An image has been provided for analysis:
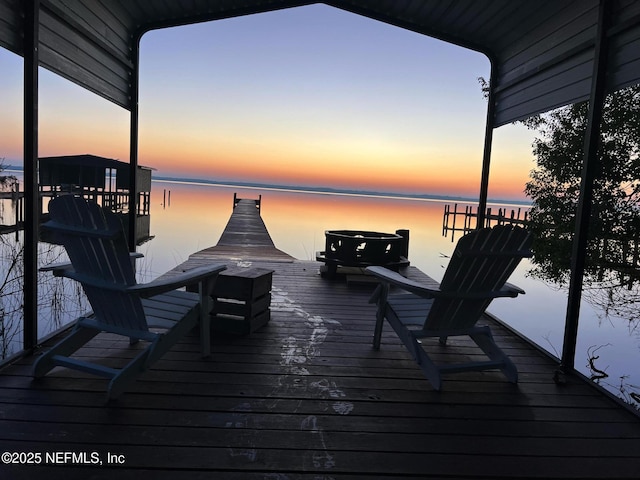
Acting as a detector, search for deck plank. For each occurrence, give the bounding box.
[2,197,640,479]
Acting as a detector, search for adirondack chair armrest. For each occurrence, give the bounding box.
[128,264,227,298]
[430,283,526,300]
[366,266,442,298]
[502,281,526,296]
[444,284,526,300]
[366,266,526,301]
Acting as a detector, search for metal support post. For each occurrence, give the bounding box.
[23,0,40,352]
[478,63,498,228]
[128,38,140,251]
[560,0,612,373]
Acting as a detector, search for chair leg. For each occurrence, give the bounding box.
[109,320,199,401]
[199,279,213,358]
[373,308,385,350]
[106,347,154,401]
[470,328,518,383]
[414,347,443,391]
[371,284,389,350]
[107,331,181,400]
[200,309,211,358]
[33,322,99,378]
[500,356,518,384]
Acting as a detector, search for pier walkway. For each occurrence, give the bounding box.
[187,196,294,264]
[1,196,640,479]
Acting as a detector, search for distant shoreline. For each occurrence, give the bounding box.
[153,175,531,208]
[3,166,531,208]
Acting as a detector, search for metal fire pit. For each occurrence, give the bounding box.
[316,229,409,277]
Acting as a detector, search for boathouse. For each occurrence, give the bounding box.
[1,1,640,478]
[38,154,153,243]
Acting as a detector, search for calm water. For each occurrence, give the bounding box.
[140,179,639,406]
[1,175,635,406]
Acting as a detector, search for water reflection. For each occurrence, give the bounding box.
[511,83,640,407]
[0,176,636,407]
[0,226,89,360]
[523,188,640,406]
[436,190,640,407]
[145,181,461,281]
[0,162,140,360]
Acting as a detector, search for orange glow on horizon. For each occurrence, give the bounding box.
[140,135,492,198]
[0,5,535,203]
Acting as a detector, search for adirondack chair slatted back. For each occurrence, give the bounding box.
[45,195,149,333]
[425,225,532,331]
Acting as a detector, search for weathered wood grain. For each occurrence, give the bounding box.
[2,197,639,479]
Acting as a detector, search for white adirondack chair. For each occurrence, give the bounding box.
[33,195,226,400]
[367,224,533,390]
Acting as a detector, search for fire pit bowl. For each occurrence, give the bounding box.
[316,229,409,277]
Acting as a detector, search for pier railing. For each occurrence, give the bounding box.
[233,192,261,212]
[443,203,640,287]
[442,204,529,242]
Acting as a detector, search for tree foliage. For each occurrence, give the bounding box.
[512,84,640,409]
[523,85,640,288]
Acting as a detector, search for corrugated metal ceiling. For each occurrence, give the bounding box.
[1,0,640,126]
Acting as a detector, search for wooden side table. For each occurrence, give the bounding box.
[210,267,274,335]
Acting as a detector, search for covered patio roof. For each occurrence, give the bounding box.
[1,1,640,126]
[2,0,640,378]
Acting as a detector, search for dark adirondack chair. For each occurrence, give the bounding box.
[33,195,226,400]
[367,224,533,390]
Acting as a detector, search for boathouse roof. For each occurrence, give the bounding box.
[39,154,153,191]
[2,1,640,126]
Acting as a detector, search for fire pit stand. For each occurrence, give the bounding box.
[316,229,409,278]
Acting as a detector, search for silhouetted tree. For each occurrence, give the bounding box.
[478,79,640,292]
[479,80,640,408]
[523,86,640,288]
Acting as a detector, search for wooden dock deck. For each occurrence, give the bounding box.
[1,196,640,479]
[193,197,294,263]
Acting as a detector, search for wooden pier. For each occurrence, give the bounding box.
[443,203,529,242]
[1,195,640,479]
[194,195,293,263]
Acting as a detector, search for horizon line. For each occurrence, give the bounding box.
[2,165,531,207]
[152,174,531,207]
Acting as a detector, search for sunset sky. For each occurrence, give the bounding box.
[0,4,536,200]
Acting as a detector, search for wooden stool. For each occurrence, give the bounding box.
[210,267,274,335]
